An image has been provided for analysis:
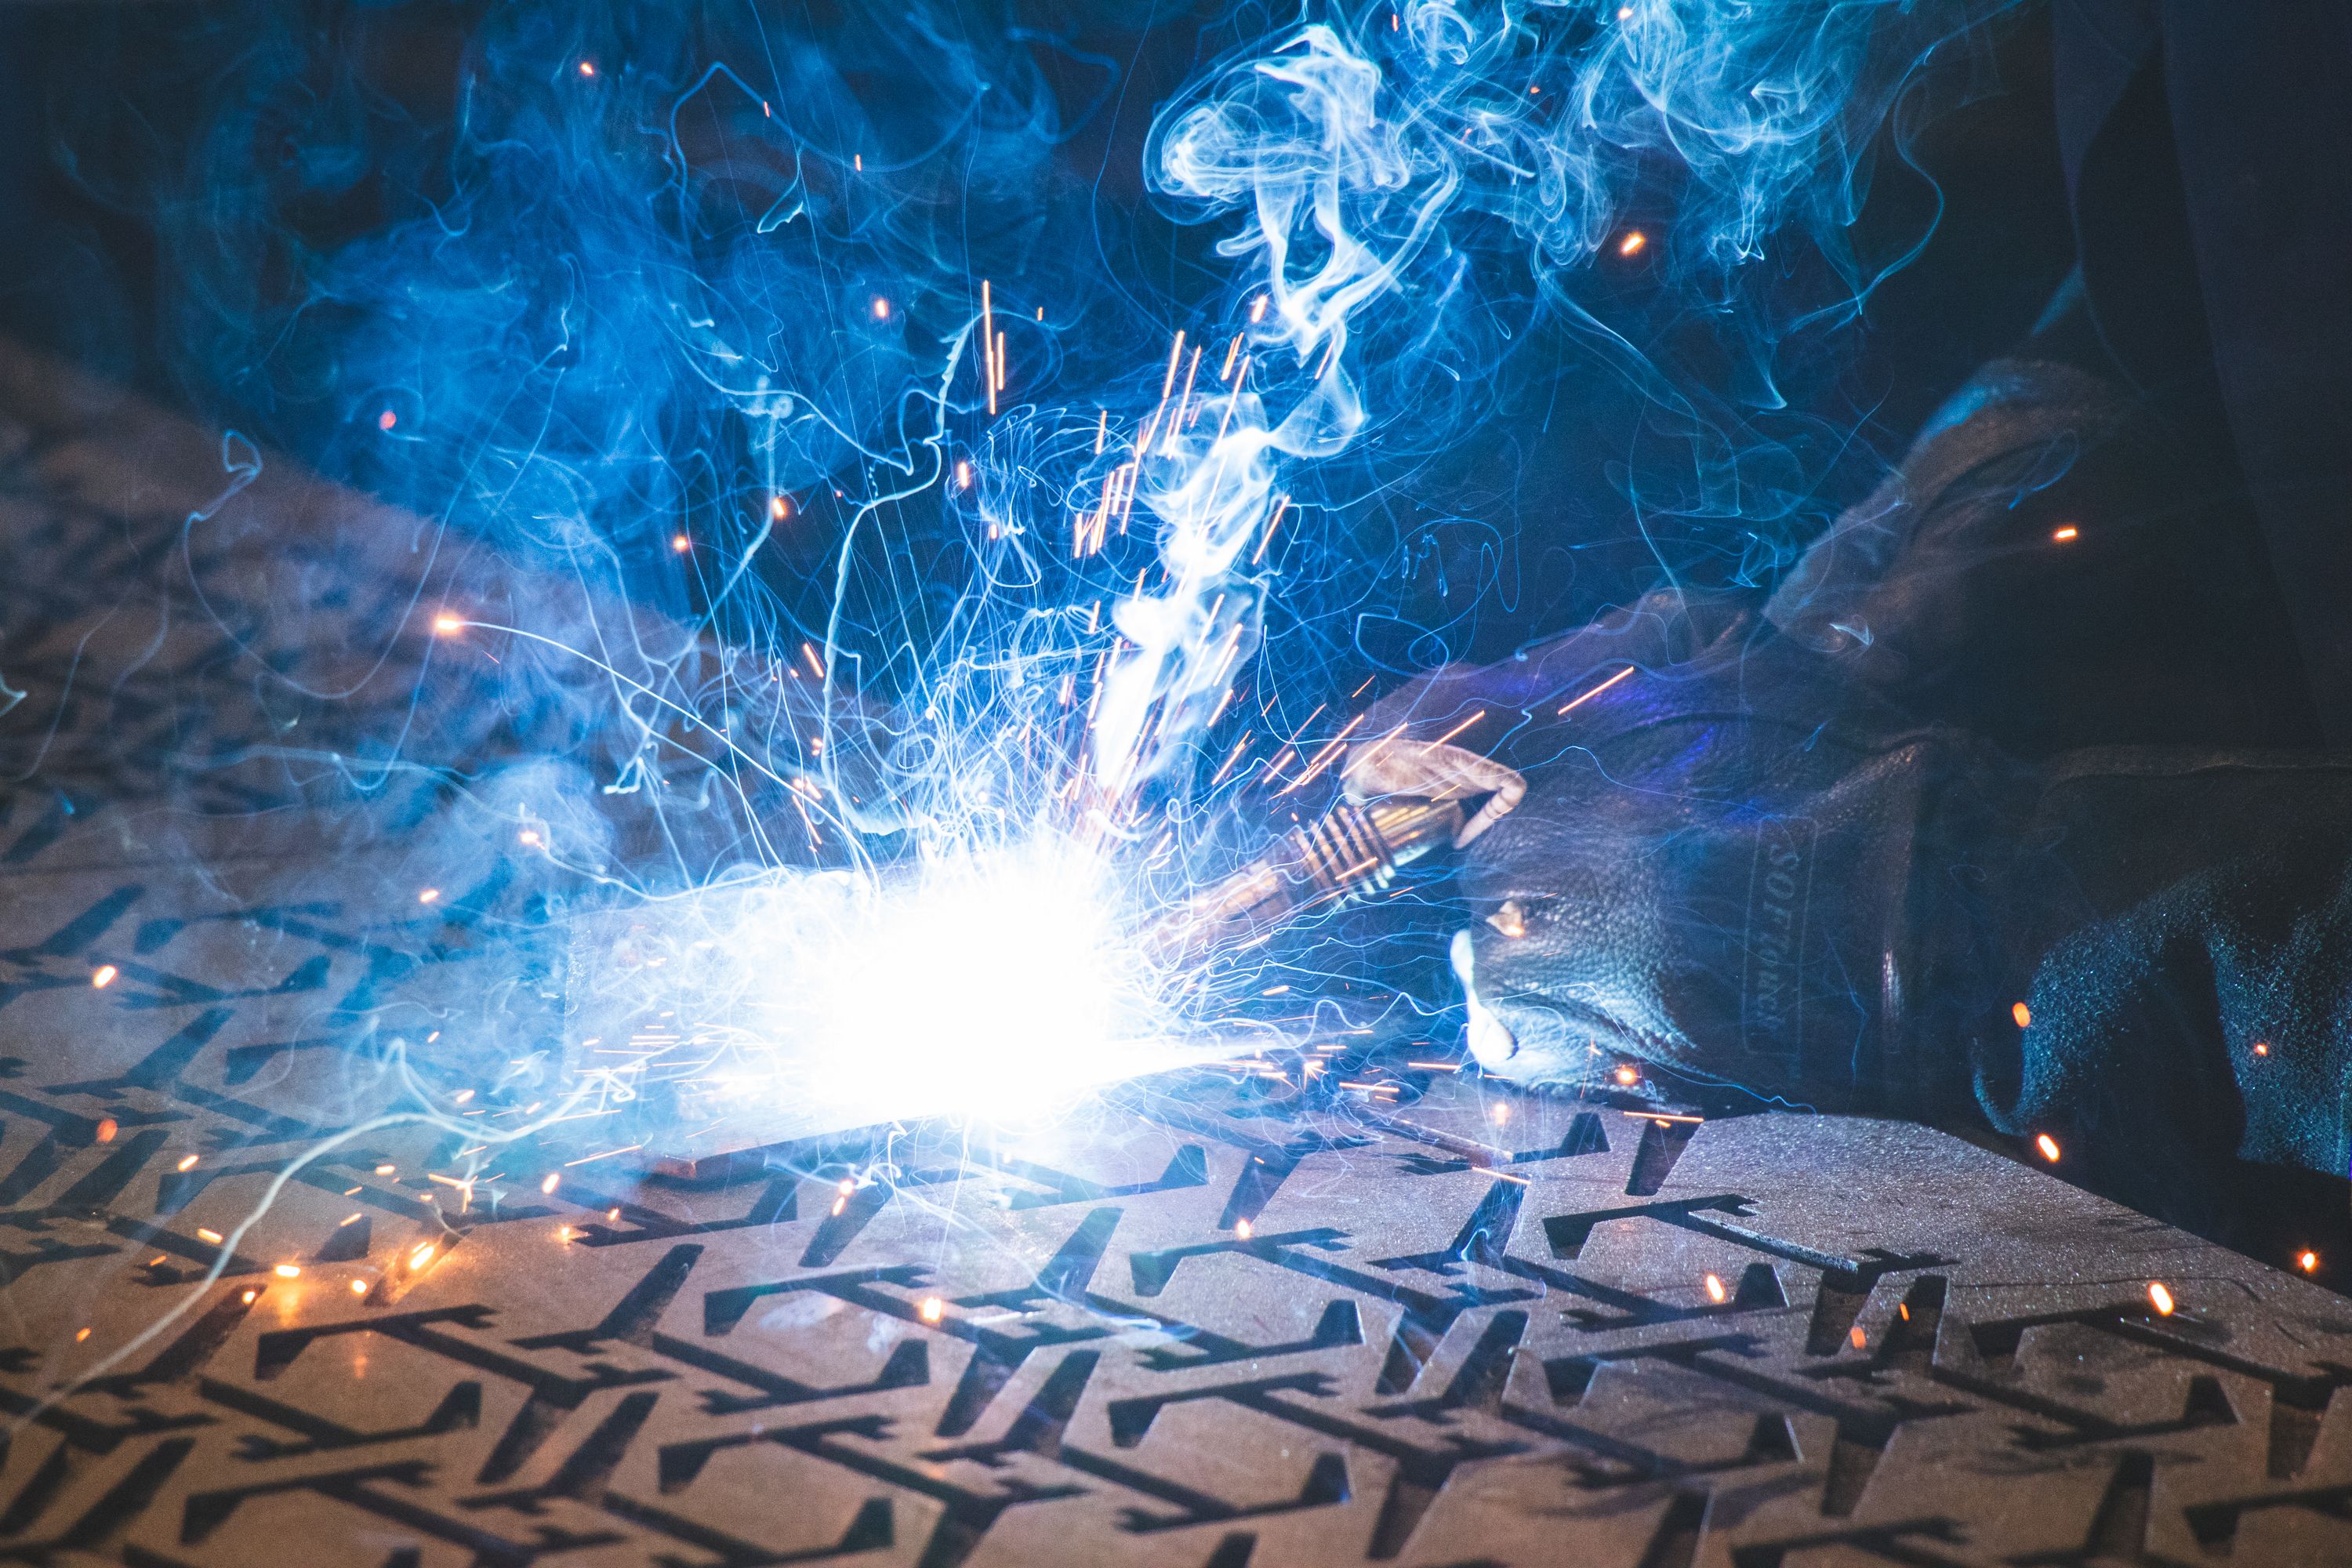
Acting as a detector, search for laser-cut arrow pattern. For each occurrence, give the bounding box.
[7,338,2352,1567]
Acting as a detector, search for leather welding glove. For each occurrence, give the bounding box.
[1385,606,2352,1201]
[1353,345,2352,1207]
[1363,597,2011,1120]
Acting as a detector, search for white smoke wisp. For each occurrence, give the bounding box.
[1090,0,2014,805]
[1091,20,1461,798]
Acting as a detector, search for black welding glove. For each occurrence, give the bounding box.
[1387,610,2352,1201]
[1358,347,2352,1204]
[1364,598,2014,1122]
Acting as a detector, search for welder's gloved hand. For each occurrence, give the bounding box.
[1365,337,2352,1229]
[1402,608,2352,1218]
[1367,594,2009,1119]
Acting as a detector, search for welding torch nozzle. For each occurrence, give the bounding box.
[1138,796,1468,969]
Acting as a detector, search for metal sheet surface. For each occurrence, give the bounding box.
[6,346,2352,1566]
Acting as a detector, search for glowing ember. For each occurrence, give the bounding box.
[90,964,118,989]
[918,1295,946,1323]
[2299,1250,2319,1272]
[1703,1272,1726,1304]
[2034,1133,2061,1162]
[2147,1281,2176,1316]
[2012,1001,2032,1028]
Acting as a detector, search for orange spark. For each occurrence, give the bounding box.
[2034,1133,2061,1162]
[90,965,118,989]
[1559,664,1635,716]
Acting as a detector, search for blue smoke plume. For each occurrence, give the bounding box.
[38,0,2021,1036]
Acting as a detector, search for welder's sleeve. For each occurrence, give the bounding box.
[1975,752,2352,1208]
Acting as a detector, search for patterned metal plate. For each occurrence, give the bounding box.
[7,344,2352,1566]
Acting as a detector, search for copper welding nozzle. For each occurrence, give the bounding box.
[1140,796,1466,967]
